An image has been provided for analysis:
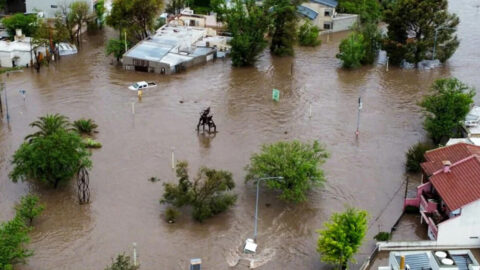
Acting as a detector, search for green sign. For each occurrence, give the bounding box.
[272,89,280,101]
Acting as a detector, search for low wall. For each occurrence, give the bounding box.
[332,14,358,32]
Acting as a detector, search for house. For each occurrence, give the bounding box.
[177,8,221,29]
[0,29,46,68]
[297,0,358,32]
[404,143,480,245]
[24,0,94,18]
[378,250,480,270]
[122,24,231,74]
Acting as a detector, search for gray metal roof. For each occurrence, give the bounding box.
[125,41,172,62]
[310,0,338,7]
[452,255,473,270]
[297,5,318,20]
[395,254,432,270]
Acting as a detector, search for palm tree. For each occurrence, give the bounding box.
[25,114,72,142]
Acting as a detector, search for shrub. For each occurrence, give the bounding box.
[245,141,329,203]
[15,195,45,226]
[84,138,102,148]
[165,207,180,223]
[105,254,139,270]
[298,21,321,47]
[336,32,366,69]
[405,142,434,173]
[374,232,391,241]
[73,119,98,135]
[160,161,237,222]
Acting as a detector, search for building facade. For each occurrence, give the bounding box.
[25,0,94,18]
[297,0,358,32]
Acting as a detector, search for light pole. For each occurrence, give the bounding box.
[432,26,455,60]
[253,176,283,242]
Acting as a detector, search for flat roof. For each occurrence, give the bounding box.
[125,41,172,62]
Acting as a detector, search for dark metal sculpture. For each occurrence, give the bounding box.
[196,107,216,133]
[77,166,90,204]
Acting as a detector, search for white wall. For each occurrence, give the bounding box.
[300,2,334,30]
[437,200,480,246]
[26,0,93,18]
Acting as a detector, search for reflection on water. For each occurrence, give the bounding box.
[1,0,479,269]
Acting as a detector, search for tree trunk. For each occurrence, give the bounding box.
[54,178,60,189]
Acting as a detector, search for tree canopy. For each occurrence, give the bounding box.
[336,32,366,69]
[224,0,270,66]
[1,13,38,38]
[105,254,139,270]
[317,208,368,269]
[245,141,329,203]
[383,0,459,65]
[420,78,475,144]
[161,161,237,222]
[15,195,45,226]
[298,21,321,47]
[10,114,92,188]
[106,0,164,42]
[337,0,382,23]
[267,0,299,56]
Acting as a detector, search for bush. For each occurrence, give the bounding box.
[374,231,391,241]
[15,195,45,226]
[105,254,139,270]
[84,138,102,149]
[160,161,237,222]
[73,119,98,135]
[165,207,180,223]
[298,21,321,47]
[405,142,434,173]
[336,32,366,69]
[245,141,329,203]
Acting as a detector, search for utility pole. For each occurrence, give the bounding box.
[355,96,362,137]
[4,82,9,124]
[124,30,128,53]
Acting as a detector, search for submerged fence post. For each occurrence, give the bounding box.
[133,242,137,266]
[171,147,175,169]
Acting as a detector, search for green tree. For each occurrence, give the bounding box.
[298,21,321,47]
[383,0,459,66]
[69,1,91,46]
[267,0,298,56]
[24,113,72,142]
[106,37,129,62]
[405,142,434,173]
[166,0,185,14]
[1,13,38,38]
[11,115,92,188]
[317,208,368,270]
[245,141,329,203]
[95,0,106,27]
[420,78,475,144]
[337,0,382,23]
[105,254,139,270]
[224,0,270,66]
[336,32,366,69]
[15,195,45,226]
[0,217,32,270]
[106,0,164,42]
[356,22,381,65]
[161,161,237,222]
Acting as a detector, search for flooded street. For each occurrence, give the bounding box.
[1,0,479,269]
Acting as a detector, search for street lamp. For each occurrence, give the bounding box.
[253,176,283,241]
[432,26,456,60]
[244,176,283,254]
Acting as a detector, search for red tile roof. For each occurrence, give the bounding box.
[421,143,480,176]
[430,155,480,211]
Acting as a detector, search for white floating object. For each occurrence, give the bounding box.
[435,251,447,258]
[442,258,454,265]
[244,238,257,254]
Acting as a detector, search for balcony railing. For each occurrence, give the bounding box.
[421,211,438,240]
[420,193,438,213]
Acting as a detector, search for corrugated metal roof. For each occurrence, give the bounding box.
[451,254,473,270]
[297,5,318,20]
[310,0,337,7]
[430,155,480,211]
[395,253,431,270]
[421,143,480,176]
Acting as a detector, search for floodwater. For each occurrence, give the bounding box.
[1,1,479,269]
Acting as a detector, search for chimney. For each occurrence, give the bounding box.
[400,255,405,270]
[442,160,452,173]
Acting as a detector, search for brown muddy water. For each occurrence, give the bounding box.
[1,1,480,269]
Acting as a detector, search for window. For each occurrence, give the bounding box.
[324,23,331,30]
[51,5,58,8]
[325,10,331,16]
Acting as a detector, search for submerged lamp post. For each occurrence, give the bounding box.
[253,176,283,241]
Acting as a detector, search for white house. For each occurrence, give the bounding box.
[378,250,480,270]
[404,143,480,246]
[0,30,46,68]
[297,0,358,32]
[25,0,94,18]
